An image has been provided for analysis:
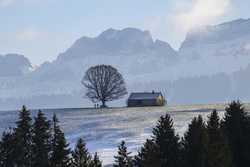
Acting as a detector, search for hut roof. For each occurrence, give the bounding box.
[128,92,162,100]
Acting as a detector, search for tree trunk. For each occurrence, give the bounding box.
[101,100,107,108]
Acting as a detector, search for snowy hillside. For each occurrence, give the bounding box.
[0,105,228,166]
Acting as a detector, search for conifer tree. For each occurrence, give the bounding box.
[182,115,208,167]
[113,141,133,167]
[71,138,92,167]
[222,101,250,167]
[50,114,71,167]
[13,105,33,167]
[89,152,102,167]
[151,114,181,167]
[0,129,15,167]
[134,139,160,167]
[206,110,232,167]
[31,110,51,167]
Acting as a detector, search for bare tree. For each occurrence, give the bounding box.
[82,65,127,108]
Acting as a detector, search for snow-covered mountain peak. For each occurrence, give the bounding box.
[181,18,250,48]
[179,18,250,60]
[213,18,250,29]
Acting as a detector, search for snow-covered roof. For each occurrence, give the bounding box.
[128,92,162,100]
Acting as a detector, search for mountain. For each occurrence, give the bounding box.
[0,54,32,77]
[177,18,250,77]
[34,28,178,88]
[56,27,178,70]
[1,19,250,110]
[179,19,250,59]
[0,28,178,110]
[59,28,177,59]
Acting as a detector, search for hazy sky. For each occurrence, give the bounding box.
[1,0,250,65]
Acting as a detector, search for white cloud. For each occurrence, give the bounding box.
[144,0,233,49]
[143,0,232,49]
[176,0,231,31]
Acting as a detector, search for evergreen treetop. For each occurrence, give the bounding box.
[89,152,102,167]
[14,105,33,167]
[71,138,92,167]
[32,110,51,167]
[152,114,181,167]
[50,114,71,167]
[113,141,133,167]
[206,110,232,167]
[134,139,160,167]
[183,115,208,167]
[222,101,250,167]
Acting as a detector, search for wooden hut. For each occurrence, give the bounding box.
[127,91,165,107]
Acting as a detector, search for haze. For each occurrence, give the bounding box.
[0,0,250,65]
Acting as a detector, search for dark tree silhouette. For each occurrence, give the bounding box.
[0,129,15,167]
[206,110,232,167]
[13,105,33,167]
[71,138,92,167]
[222,101,250,167]
[113,141,133,167]
[82,65,127,108]
[89,152,102,167]
[50,114,71,167]
[152,114,182,167]
[182,115,208,167]
[31,110,51,167]
[134,139,160,167]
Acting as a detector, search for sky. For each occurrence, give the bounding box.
[0,0,250,65]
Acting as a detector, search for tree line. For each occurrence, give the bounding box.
[114,101,250,167]
[1,101,250,167]
[0,106,101,167]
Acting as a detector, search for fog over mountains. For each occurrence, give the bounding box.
[1,19,250,110]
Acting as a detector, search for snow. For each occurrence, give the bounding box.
[0,105,228,166]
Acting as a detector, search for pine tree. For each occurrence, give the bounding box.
[206,110,232,167]
[50,114,71,167]
[31,110,51,167]
[134,139,160,167]
[71,138,92,167]
[113,141,133,167]
[0,129,15,167]
[222,101,250,167]
[13,105,33,167]
[151,114,182,167]
[182,115,208,167]
[89,152,102,167]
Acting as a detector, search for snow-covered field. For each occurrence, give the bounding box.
[0,104,247,166]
